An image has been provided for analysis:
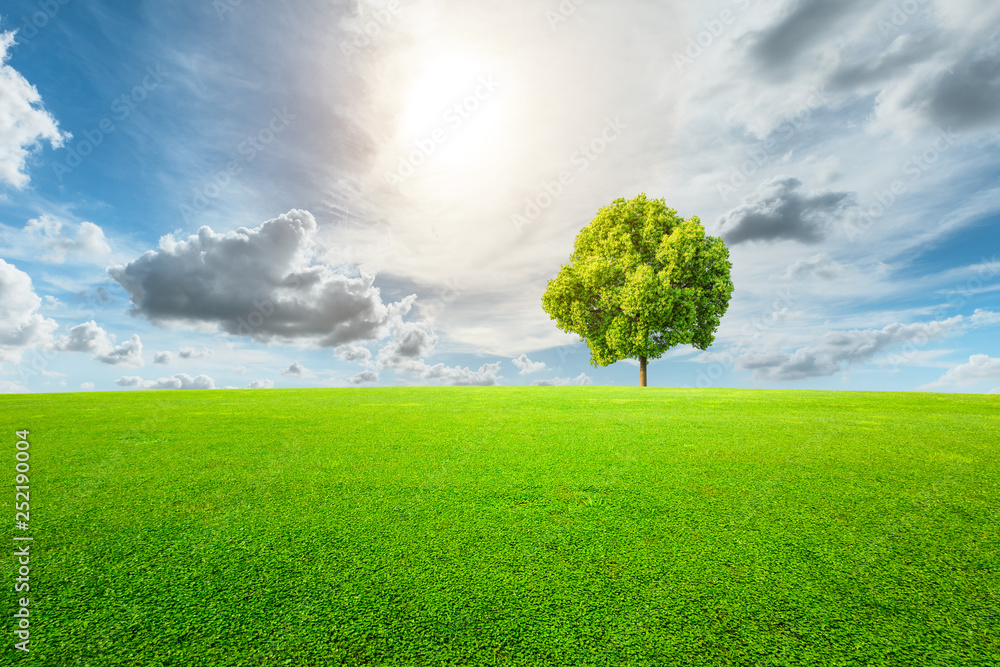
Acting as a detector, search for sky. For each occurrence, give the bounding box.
[0,0,999,394]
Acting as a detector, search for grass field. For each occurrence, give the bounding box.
[2,387,998,666]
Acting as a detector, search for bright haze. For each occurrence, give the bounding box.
[1,0,998,393]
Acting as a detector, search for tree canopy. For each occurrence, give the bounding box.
[541,193,734,386]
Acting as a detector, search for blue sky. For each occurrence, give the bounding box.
[1,0,999,393]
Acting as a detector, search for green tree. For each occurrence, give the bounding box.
[541,193,734,386]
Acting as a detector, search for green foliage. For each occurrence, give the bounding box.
[542,193,734,368]
[2,387,998,666]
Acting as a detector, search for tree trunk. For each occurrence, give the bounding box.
[639,355,647,387]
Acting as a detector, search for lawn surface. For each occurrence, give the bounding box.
[1,387,998,666]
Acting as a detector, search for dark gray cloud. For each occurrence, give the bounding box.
[109,210,414,348]
[912,48,1000,130]
[745,0,867,70]
[718,177,855,245]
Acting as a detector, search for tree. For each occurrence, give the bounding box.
[541,193,734,387]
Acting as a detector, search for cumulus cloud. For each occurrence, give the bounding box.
[245,379,274,389]
[733,314,971,381]
[280,362,313,377]
[0,381,28,393]
[97,334,143,367]
[336,344,372,365]
[55,321,143,367]
[0,258,58,366]
[718,177,856,245]
[348,370,379,385]
[376,312,439,370]
[511,353,546,375]
[23,216,111,263]
[80,382,95,390]
[109,210,415,347]
[389,359,503,386]
[922,354,1000,389]
[531,373,593,386]
[0,32,68,188]
[116,373,215,390]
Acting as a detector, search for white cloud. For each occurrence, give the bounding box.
[391,359,503,386]
[922,354,1000,389]
[511,353,546,374]
[280,362,313,377]
[116,373,215,390]
[22,216,111,263]
[336,344,373,366]
[55,321,144,367]
[0,32,68,188]
[109,210,416,347]
[245,379,274,389]
[783,253,852,281]
[531,372,592,386]
[732,314,969,381]
[153,347,212,365]
[97,335,143,367]
[0,380,28,393]
[80,382,95,390]
[376,311,438,370]
[348,370,379,385]
[0,258,58,366]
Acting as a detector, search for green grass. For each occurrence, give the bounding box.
[2,387,998,666]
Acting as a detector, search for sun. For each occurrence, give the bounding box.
[398,55,486,139]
